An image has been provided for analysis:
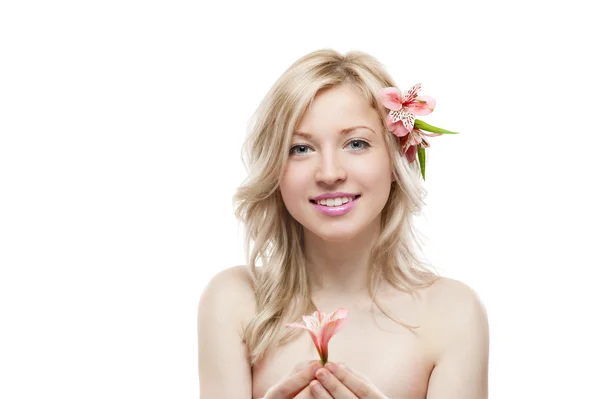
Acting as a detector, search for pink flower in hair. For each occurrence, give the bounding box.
[377,82,458,179]
[400,128,443,163]
[378,82,436,137]
[285,308,348,365]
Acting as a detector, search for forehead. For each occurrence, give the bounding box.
[296,84,380,133]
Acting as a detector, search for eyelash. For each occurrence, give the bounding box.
[289,139,371,156]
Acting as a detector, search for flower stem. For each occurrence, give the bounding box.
[414,119,459,134]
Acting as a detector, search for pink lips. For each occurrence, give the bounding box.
[310,196,360,216]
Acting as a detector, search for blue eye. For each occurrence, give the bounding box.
[289,144,312,156]
[289,140,371,156]
[347,139,370,151]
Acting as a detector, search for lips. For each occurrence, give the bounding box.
[310,195,361,216]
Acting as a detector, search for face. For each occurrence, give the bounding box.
[279,83,393,242]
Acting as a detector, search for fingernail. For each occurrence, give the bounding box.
[325,363,336,372]
[316,369,329,381]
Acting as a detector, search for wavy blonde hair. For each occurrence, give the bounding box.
[232,48,441,368]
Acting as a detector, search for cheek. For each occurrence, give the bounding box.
[279,165,310,201]
[355,155,392,183]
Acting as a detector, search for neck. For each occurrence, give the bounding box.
[303,218,381,300]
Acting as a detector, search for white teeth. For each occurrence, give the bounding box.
[316,196,355,207]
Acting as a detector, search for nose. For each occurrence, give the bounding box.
[315,148,347,185]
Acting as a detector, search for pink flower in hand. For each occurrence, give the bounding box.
[378,82,436,137]
[286,308,348,365]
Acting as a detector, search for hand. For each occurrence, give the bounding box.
[309,361,388,399]
[261,360,323,399]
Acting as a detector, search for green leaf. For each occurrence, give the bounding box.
[418,145,426,180]
[414,119,459,134]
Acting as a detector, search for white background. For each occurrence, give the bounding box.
[1,1,598,398]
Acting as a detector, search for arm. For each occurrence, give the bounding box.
[198,266,254,399]
[426,280,490,399]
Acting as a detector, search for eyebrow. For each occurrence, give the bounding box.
[292,125,376,139]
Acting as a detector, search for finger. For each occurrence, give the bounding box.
[292,359,320,374]
[337,363,374,385]
[325,362,383,398]
[269,361,322,398]
[309,380,336,398]
[314,367,354,398]
[292,384,314,398]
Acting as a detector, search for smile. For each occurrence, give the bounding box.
[309,195,361,216]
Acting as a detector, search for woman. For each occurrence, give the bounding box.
[198,48,489,398]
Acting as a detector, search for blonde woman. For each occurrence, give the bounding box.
[198,49,489,399]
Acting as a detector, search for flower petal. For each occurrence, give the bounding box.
[406,95,436,115]
[378,87,404,111]
[328,308,348,322]
[391,121,410,137]
[387,112,409,137]
[286,308,348,365]
[412,128,432,145]
[302,315,316,329]
[308,330,323,357]
[388,109,402,124]
[314,310,327,326]
[405,145,418,163]
[420,130,443,137]
[285,322,311,330]
[402,82,422,103]
[399,108,415,132]
[318,317,348,362]
[408,133,421,146]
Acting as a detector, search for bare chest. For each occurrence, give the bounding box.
[252,297,436,399]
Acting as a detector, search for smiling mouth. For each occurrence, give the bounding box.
[309,195,361,205]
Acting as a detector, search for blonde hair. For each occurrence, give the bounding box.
[232,48,440,368]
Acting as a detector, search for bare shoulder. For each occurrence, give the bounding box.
[197,265,257,398]
[206,264,255,290]
[423,277,490,397]
[199,265,257,337]
[425,277,489,355]
[426,276,486,311]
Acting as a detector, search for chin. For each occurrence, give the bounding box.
[307,224,362,243]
